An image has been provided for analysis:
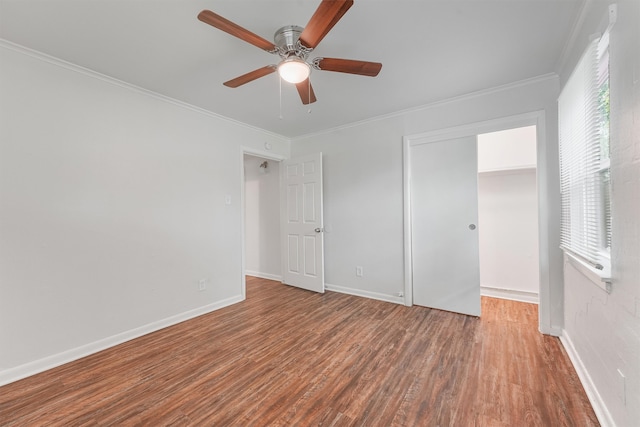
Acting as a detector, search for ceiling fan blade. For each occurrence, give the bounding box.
[198,10,277,52]
[223,65,277,88]
[295,79,317,105]
[298,0,353,49]
[315,57,382,77]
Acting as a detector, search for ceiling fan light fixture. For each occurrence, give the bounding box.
[278,58,310,84]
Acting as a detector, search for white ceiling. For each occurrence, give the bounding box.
[0,0,584,138]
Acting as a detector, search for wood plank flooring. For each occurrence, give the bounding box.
[0,277,598,426]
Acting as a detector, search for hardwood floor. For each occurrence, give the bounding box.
[0,277,598,426]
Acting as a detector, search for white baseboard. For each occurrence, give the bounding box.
[560,330,615,427]
[245,270,282,282]
[325,283,404,305]
[543,325,563,337]
[0,295,244,387]
[481,285,539,304]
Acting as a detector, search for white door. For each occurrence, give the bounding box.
[280,153,324,293]
[409,136,481,316]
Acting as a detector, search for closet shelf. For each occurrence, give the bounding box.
[478,165,536,176]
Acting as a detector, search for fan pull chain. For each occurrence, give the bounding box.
[279,76,283,120]
[307,78,312,114]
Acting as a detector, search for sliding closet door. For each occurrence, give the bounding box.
[409,136,481,316]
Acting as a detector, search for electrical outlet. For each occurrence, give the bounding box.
[356,266,363,277]
[198,279,207,291]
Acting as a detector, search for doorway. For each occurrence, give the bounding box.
[477,126,540,303]
[241,148,285,299]
[243,154,282,281]
[241,148,326,298]
[403,111,553,332]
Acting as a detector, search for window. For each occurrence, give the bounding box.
[558,30,611,271]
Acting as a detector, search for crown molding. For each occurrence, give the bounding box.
[0,39,289,142]
[292,73,558,141]
[555,0,594,77]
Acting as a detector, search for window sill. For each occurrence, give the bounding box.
[563,251,612,293]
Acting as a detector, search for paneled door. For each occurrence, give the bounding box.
[280,153,324,293]
[409,136,481,316]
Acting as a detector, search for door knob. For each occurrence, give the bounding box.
[468,224,476,230]
[315,227,323,233]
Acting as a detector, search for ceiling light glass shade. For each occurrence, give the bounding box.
[278,58,310,84]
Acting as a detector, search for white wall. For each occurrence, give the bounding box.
[291,74,563,333]
[477,125,537,172]
[559,1,640,426]
[478,169,539,299]
[477,126,539,301]
[0,42,289,384]
[243,155,281,280]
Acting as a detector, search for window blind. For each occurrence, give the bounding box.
[558,38,603,265]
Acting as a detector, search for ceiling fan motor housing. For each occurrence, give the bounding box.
[274,25,310,60]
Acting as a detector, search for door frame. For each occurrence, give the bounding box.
[240,146,285,300]
[403,110,554,334]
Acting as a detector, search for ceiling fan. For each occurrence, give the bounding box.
[198,0,382,105]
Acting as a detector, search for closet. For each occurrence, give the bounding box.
[477,126,539,303]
